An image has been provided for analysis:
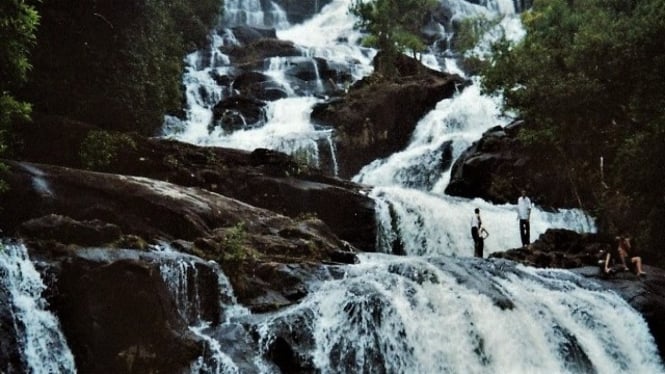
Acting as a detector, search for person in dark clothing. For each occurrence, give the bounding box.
[471,208,487,258]
[602,235,646,276]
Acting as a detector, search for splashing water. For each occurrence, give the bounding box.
[0,242,77,373]
[257,254,664,373]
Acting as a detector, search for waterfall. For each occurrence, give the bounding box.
[256,254,663,373]
[163,0,593,254]
[224,0,289,28]
[163,0,374,170]
[155,1,665,372]
[355,81,594,256]
[0,241,77,373]
[153,243,252,374]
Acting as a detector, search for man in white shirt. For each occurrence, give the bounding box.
[517,190,532,247]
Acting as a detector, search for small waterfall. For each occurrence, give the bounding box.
[153,244,251,374]
[224,0,289,28]
[0,241,77,373]
[265,57,296,97]
[311,59,325,94]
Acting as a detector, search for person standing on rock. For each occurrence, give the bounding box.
[471,208,485,257]
[517,190,532,247]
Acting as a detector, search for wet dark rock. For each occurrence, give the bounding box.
[211,95,268,132]
[230,25,277,45]
[444,120,590,209]
[18,214,122,246]
[264,309,318,372]
[311,56,467,178]
[445,124,526,204]
[490,229,611,269]
[47,253,204,373]
[226,38,301,66]
[273,0,333,24]
[12,117,377,251]
[232,71,288,101]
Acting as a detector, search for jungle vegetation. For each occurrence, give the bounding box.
[481,0,665,264]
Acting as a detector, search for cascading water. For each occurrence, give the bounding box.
[1,3,659,372]
[257,254,664,373]
[153,243,254,374]
[0,241,77,373]
[163,0,593,255]
[157,0,664,372]
[357,81,594,256]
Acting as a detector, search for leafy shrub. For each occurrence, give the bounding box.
[222,223,249,262]
[79,130,136,170]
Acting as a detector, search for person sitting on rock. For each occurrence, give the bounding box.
[617,234,646,276]
[601,245,622,276]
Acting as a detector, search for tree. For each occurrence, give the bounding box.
[23,0,220,135]
[350,0,437,75]
[0,0,40,190]
[481,0,665,262]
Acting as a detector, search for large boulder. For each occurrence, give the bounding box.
[0,159,361,314]
[444,120,594,209]
[445,122,528,204]
[211,95,268,132]
[12,118,377,251]
[226,38,301,66]
[490,228,611,269]
[311,57,467,178]
[0,160,356,261]
[45,253,205,373]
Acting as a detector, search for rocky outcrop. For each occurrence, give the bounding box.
[445,122,528,204]
[0,158,364,308]
[45,252,206,374]
[489,228,610,269]
[491,228,665,359]
[273,0,334,24]
[0,160,355,263]
[13,117,376,251]
[444,120,594,209]
[311,60,467,178]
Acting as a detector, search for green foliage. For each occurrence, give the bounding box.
[454,16,496,53]
[0,0,40,187]
[24,0,220,135]
[79,130,136,170]
[350,0,437,75]
[222,223,249,262]
[481,0,665,262]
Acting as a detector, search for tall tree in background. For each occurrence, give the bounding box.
[481,0,665,262]
[350,0,437,75]
[0,0,40,189]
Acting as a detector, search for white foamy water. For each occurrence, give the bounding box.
[154,243,251,374]
[155,1,660,372]
[0,242,77,373]
[257,254,664,373]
